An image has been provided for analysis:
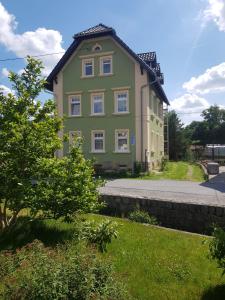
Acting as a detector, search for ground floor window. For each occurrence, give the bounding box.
[92,130,105,153]
[115,129,129,152]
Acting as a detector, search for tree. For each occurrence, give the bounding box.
[0,57,101,233]
[167,110,188,160]
[185,105,225,146]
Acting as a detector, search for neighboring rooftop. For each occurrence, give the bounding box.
[137,52,156,63]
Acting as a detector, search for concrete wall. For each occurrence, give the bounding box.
[100,194,225,234]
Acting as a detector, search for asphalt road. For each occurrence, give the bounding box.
[100,168,225,207]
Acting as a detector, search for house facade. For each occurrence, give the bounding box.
[46,24,169,171]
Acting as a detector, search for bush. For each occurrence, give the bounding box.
[133,162,142,176]
[209,226,225,274]
[128,210,158,225]
[81,220,118,253]
[0,240,126,300]
[160,157,168,171]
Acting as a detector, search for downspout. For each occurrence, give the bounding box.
[140,84,148,164]
[140,76,159,165]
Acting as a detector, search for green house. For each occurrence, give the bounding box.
[46,24,169,172]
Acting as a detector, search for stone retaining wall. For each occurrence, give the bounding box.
[100,194,225,234]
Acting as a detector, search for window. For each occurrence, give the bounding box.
[69,131,81,146]
[115,129,129,152]
[69,95,81,116]
[92,43,102,52]
[114,91,129,113]
[100,56,112,75]
[91,93,104,115]
[92,130,105,152]
[82,58,94,77]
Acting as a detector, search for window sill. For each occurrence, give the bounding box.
[80,75,94,79]
[98,73,114,77]
[68,115,82,118]
[90,151,106,154]
[112,112,130,115]
[89,114,105,117]
[113,151,130,154]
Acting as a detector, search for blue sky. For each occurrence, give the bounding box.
[0,0,225,124]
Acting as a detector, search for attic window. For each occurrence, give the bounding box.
[92,43,102,52]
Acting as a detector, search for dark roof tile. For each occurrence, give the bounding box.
[137,52,156,62]
[74,23,114,38]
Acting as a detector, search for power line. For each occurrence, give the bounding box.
[0,51,65,62]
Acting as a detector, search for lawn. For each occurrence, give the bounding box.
[141,161,205,182]
[1,214,224,300]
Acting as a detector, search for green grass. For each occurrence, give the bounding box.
[141,161,205,182]
[0,214,224,300]
[90,215,224,300]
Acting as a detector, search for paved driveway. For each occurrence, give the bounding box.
[100,167,225,207]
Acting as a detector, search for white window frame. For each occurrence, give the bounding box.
[100,56,113,75]
[91,93,104,115]
[115,129,130,153]
[69,130,82,146]
[114,90,129,114]
[91,130,105,153]
[82,58,94,77]
[69,95,81,117]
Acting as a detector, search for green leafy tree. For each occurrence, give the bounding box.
[184,105,225,146]
[0,57,101,233]
[167,110,188,160]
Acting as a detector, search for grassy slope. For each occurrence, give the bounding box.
[89,214,224,300]
[141,161,205,182]
[1,214,224,300]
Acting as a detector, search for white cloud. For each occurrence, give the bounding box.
[203,0,225,31]
[183,62,225,94]
[170,93,210,124]
[170,93,209,112]
[1,67,9,77]
[0,84,13,95]
[0,2,65,76]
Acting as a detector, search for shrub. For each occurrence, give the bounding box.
[160,157,168,171]
[80,220,118,253]
[209,226,225,274]
[133,162,142,176]
[128,210,158,225]
[0,240,126,300]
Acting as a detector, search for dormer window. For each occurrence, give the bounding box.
[92,43,102,52]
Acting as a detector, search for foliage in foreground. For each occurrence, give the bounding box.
[209,226,225,275]
[80,220,118,253]
[0,239,126,300]
[128,210,158,225]
[0,57,101,233]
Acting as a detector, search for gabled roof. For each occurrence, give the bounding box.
[46,24,169,105]
[74,23,115,38]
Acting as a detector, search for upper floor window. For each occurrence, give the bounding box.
[82,58,94,77]
[69,95,81,116]
[91,93,104,115]
[114,91,129,113]
[69,130,82,146]
[100,56,112,75]
[115,129,129,153]
[92,130,105,153]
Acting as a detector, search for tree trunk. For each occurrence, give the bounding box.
[0,203,20,234]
